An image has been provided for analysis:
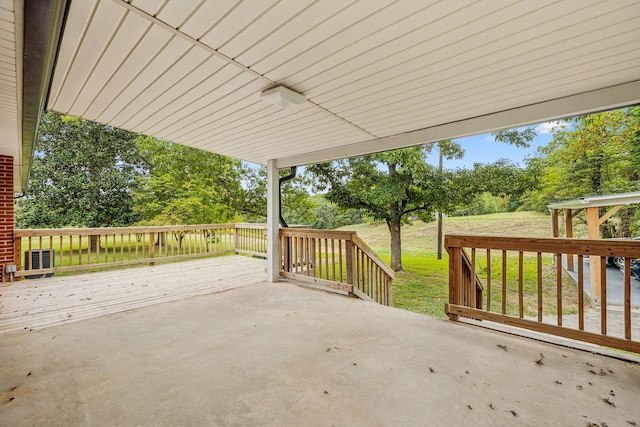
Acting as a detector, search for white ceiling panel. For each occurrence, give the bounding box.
[68,10,153,115]
[343,38,640,130]
[38,0,640,169]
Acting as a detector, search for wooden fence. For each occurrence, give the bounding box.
[446,234,640,353]
[279,228,394,306]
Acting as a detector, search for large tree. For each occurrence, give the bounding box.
[17,111,144,228]
[307,142,529,271]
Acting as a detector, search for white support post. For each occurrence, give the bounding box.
[266,159,280,282]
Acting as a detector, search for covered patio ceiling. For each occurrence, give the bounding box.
[4,0,640,191]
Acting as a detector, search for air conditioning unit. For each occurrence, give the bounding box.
[24,249,55,279]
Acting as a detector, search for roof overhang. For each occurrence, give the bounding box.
[548,192,640,210]
[9,0,640,191]
[0,0,68,192]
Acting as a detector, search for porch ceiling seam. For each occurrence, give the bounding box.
[112,0,377,141]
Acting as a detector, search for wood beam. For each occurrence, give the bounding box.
[598,205,623,225]
[551,209,560,238]
[586,207,601,302]
[565,209,574,271]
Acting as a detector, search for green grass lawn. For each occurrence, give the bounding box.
[341,211,588,319]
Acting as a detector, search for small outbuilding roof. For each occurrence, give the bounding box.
[547,191,640,210]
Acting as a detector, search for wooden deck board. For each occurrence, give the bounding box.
[0,255,267,334]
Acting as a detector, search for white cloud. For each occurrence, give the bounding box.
[535,121,566,134]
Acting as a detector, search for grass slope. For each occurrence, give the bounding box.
[341,212,587,318]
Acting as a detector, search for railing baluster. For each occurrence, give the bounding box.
[470,248,476,309]
[447,246,461,321]
[324,239,329,280]
[501,250,507,315]
[578,254,584,331]
[50,236,54,268]
[600,256,607,335]
[331,239,336,281]
[486,249,491,312]
[537,252,543,322]
[58,235,63,268]
[317,238,322,279]
[624,257,631,340]
[68,235,72,268]
[360,248,365,293]
[38,236,43,272]
[556,253,562,326]
[518,251,523,318]
[339,240,344,282]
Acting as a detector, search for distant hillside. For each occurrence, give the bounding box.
[341,211,588,256]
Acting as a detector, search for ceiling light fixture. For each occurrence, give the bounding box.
[260,86,306,108]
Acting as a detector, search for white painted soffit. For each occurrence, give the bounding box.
[47,0,640,168]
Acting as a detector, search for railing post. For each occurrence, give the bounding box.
[447,245,461,321]
[13,234,21,281]
[149,232,155,266]
[345,239,355,297]
[282,235,291,272]
[233,225,239,253]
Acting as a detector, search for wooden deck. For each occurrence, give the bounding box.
[0,255,266,334]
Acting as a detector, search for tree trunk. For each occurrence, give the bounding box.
[89,235,100,251]
[387,218,402,272]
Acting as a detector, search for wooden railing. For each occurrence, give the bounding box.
[279,228,394,306]
[14,224,244,277]
[13,224,393,307]
[234,223,267,256]
[446,234,640,353]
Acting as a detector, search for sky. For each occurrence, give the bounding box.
[425,121,565,170]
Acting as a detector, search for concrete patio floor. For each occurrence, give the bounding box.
[1,269,639,426]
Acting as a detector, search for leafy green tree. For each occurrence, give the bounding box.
[522,108,640,237]
[133,137,244,225]
[17,111,144,229]
[308,142,529,271]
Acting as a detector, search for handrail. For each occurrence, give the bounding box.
[446,234,640,354]
[14,224,237,237]
[351,235,395,279]
[279,228,394,306]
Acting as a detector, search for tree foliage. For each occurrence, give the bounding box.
[17,111,144,228]
[521,108,640,237]
[240,166,316,225]
[307,142,530,271]
[133,137,244,225]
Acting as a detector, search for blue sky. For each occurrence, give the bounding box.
[426,121,565,169]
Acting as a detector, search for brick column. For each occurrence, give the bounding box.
[0,155,14,282]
